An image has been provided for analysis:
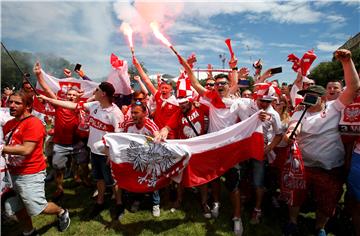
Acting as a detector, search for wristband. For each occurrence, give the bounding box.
[232,67,238,71]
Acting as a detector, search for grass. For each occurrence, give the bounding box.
[2,175,354,236]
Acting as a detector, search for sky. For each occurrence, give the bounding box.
[1,0,359,83]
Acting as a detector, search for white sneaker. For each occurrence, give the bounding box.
[92,190,98,198]
[152,205,160,217]
[211,202,220,218]
[233,217,243,236]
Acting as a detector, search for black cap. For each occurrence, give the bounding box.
[297,85,326,96]
[99,82,115,98]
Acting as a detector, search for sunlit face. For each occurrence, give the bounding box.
[303,80,315,90]
[179,100,192,114]
[205,79,215,91]
[66,89,79,102]
[256,98,272,110]
[8,95,27,118]
[132,94,147,106]
[22,83,33,93]
[273,100,286,114]
[326,82,342,101]
[242,90,252,98]
[131,105,146,125]
[93,87,104,101]
[215,77,229,98]
[160,83,172,98]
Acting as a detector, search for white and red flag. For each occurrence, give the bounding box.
[102,111,264,192]
[33,70,99,114]
[108,53,132,95]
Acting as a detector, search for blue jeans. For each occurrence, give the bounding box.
[91,152,114,186]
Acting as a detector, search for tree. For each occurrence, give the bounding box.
[309,48,360,86]
[1,49,74,91]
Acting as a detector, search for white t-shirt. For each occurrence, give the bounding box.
[202,91,249,133]
[124,117,159,136]
[0,108,13,144]
[291,99,345,169]
[84,101,124,155]
[237,99,282,144]
[290,83,303,107]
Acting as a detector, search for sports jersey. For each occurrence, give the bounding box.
[83,101,124,155]
[202,90,248,133]
[3,116,46,175]
[52,106,79,145]
[153,92,179,129]
[123,117,159,136]
[166,105,208,139]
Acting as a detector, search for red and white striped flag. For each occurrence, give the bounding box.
[34,70,99,114]
[102,111,264,192]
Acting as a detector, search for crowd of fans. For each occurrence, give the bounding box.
[1,48,359,236]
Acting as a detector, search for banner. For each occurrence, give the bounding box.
[103,111,264,192]
[34,70,99,114]
[339,102,360,135]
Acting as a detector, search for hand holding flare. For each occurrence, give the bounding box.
[150,21,181,60]
[120,22,135,56]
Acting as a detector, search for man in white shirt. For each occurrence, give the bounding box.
[283,49,359,236]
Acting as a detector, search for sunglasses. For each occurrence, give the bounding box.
[260,100,272,103]
[206,83,215,87]
[215,81,228,86]
[134,97,144,101]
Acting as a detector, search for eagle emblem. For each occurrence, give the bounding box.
[125,138,179,188]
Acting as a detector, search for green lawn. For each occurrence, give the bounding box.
[2,177,353,236]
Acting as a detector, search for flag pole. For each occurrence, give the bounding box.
[1,42,38,94]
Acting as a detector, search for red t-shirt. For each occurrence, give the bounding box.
[166,105,208,139]
[53,106,79,144]
[3,116,46,175]
[153,92,179,129]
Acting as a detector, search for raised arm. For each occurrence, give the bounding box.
[178,56,206,96]
[336,49,360,106]
[255,68,274,84]
[293,71,303,89]
[37,94,78,110]
[133,75,149,95]
[228,57,239,94]
[33,62,57,100]
[133,56,157,95]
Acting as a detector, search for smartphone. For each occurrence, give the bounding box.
[74,63,82,71]
[301,93,319,106]
[238,80,250,87]
[270,67,282,75]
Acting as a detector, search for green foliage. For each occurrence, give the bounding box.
[128,61,147,79]
[1,49,74,90]
[309,48,360,87]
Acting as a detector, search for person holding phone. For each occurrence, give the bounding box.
[283,49,360,236]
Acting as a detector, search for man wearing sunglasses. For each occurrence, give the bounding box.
[179,56,252,236]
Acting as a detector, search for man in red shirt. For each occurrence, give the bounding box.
[155,97,211,217]
[1,91,70,235]
[133,56,179,138]
[34,62,90,201]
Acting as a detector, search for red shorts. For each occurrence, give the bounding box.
[291,166,345,217]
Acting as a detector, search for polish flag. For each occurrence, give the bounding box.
[102,111,264,192]
[34,70,99,114]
